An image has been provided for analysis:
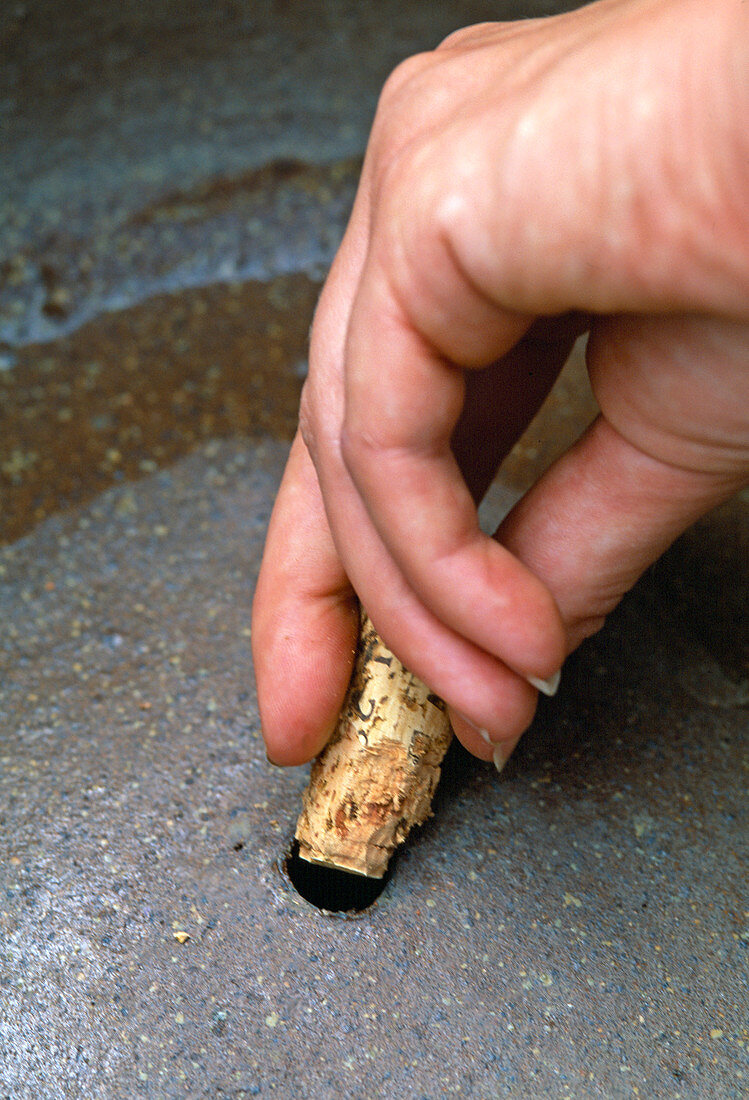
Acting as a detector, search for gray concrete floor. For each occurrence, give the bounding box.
[1,2,747,1097]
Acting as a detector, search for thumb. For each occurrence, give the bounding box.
[497,414,743,664]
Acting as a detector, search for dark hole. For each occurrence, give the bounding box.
[233,842,244,851]
[285,839,390,913]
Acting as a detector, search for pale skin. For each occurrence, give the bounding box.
[252,0,749,769]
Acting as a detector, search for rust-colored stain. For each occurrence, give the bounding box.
[0,272,320,543]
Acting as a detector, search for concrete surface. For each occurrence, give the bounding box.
[1,437,747,1099]
[1,0,578,354]
[1,2,747,1098]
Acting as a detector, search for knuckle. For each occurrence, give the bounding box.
[340,413,389,485]
[368,52,435,169]
[507,573,567,672]
[378,51,432,106]
[436,22,495,51]
[535,583,568,659]
[298,381,318,461]
[339,417,366,477]
[565,613,608,653]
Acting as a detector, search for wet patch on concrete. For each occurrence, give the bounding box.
[3,0,566,351]
[0,274,600,552]
[1,159,357,351]
[0,272,318,544]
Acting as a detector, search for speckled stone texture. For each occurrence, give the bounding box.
[1,1,748,1097]
[2,441,747,1098]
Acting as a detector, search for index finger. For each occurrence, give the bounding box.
[341,252,567,685]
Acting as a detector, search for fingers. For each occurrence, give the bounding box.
[265,324,578,765]
[498,413,746,662]
[470,410,744,768]
[309,391,545,754]
[253,2,749,780]
[251,434,358,766]
[252,433,540,769]
[455,311,748,768]
[293,140,578,756]
[340,259,567,685]
[497,311,749,648]
[251,137,377,765]
[587,313,749,478]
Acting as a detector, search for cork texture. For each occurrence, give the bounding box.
[295,614,454,877]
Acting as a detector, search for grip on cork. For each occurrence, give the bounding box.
[294,612,454,880]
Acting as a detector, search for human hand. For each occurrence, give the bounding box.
[252,0,749,769]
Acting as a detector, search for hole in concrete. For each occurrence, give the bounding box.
[284,839,390,914]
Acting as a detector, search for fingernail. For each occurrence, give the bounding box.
[454,711,493,744]
[493,743,511,774]
[526,669,561,697]
[266,752,283,768]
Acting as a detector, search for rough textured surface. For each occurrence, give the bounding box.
[1,0,577,353]
[1,442,747,1099]
[0,271,319,542]
[1,1,747,1098]
[296,615,454,879]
